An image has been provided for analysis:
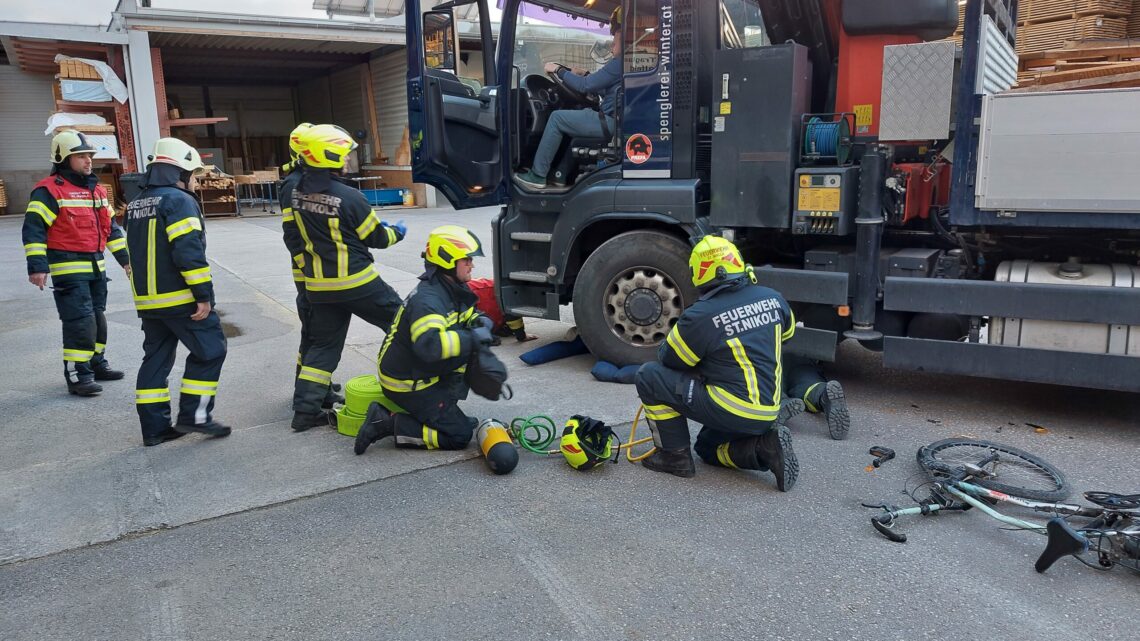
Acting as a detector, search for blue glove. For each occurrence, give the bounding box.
[476,314,495,331]
[472,326,495,346]
[381,218,407,239]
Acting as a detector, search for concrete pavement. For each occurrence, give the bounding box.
[1,205,1138,640]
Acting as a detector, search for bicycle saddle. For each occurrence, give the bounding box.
[1035,517,1088,573]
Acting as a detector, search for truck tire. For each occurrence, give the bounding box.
[573,230,697,366]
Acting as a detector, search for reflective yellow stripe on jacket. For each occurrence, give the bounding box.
[666,325,700,366]
[107,237,127,253]
[23,243,47,258]
[304,265,378,292]
[27,201,56,225]
[166,217,203,241]
[133,289,197,310]
[180,266,212,285]
[378,371,439,393]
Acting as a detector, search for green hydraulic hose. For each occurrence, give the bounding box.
[509,415,560,455]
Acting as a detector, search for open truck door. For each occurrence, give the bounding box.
[406,0,505,209]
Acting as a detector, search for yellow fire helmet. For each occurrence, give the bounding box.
[296,123,357,169]
[424,224,484,270]
[689,235,747,288]
[147,137,205,174]
[288,122,314,158]
[560,415,619,471]
[50,130,96,164]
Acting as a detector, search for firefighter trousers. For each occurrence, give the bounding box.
[635,361,778,470]
[385,378,477,451]
[292,281,401,416]
[52,276,110,385]
[783,355,828,413]
[135,311,227,440]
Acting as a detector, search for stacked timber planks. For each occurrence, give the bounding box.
[1130,0,1140,36]
[1016,39,1140,90]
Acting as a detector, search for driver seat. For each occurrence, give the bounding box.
[550,136,618,187]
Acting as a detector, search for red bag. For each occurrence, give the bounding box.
[468,278,505,330]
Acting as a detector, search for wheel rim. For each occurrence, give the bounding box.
[927,442,1062,495]
[602,266,684,348]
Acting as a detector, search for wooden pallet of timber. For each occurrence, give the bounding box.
[1016,15,1127,55]
[1130,2,1140,37]
[1018,0,1131,24]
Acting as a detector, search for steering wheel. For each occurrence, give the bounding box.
[547,64,600,109]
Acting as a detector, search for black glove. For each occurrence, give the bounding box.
[472,326,495,346]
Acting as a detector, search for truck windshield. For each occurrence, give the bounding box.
[511,1,613,78]
[720,0,769,48]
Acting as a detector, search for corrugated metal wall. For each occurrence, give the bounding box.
[0,65,55,173]
[370,50,409,164]
[329,65,367,140]
[0,65,58,214]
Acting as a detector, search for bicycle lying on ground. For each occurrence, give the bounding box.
[863,439,1140,574]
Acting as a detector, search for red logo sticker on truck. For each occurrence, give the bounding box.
[625,134,653,164]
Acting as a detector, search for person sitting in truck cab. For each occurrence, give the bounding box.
[514,13,622,190]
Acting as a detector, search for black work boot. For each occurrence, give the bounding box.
[292,410,331,432]
[354,402,395,455]
[321,386,346,410]
[93,363,125,381]
[641,447,696,478]
[143,428,188,447]
[174,421,232,438]
[755,425,798,492]
[818,381,850,440]
[67,379,103,397]
[778,398,806,424]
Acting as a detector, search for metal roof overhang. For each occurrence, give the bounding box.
[118,5,409,85]
[0,22,128,74]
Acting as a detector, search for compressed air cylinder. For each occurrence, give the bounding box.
[476,418,518,475]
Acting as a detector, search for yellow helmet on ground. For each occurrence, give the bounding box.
[689,235,746,288]
[50,130,96,164]
[424,225,484,270]
[288,122,313,158]
[296,123,357,169]
[147,138,205,173]
[560,415,618,471]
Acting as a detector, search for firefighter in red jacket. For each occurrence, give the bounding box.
[22,130,130,397]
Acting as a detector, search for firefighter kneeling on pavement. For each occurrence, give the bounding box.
[22,130,131,396]
[354,225,497,455]
[635,236,801,491]
[125,138,231,446]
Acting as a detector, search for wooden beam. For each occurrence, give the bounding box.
[1009,69,1140,92]
[363,61,382,163]
[11,39,111,54]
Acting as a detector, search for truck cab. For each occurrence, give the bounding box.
[406,0,1140,392]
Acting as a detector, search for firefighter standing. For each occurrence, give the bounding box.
[279,123,344,410]
[125,138,231,446]
[22,130,130,397]
[282,123,405,431]
[634,236,801,491]
[354,225,496,455]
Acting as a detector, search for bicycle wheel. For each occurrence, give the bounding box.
[917,438,1069,502]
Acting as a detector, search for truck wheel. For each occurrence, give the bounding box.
[573,231,696,366]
